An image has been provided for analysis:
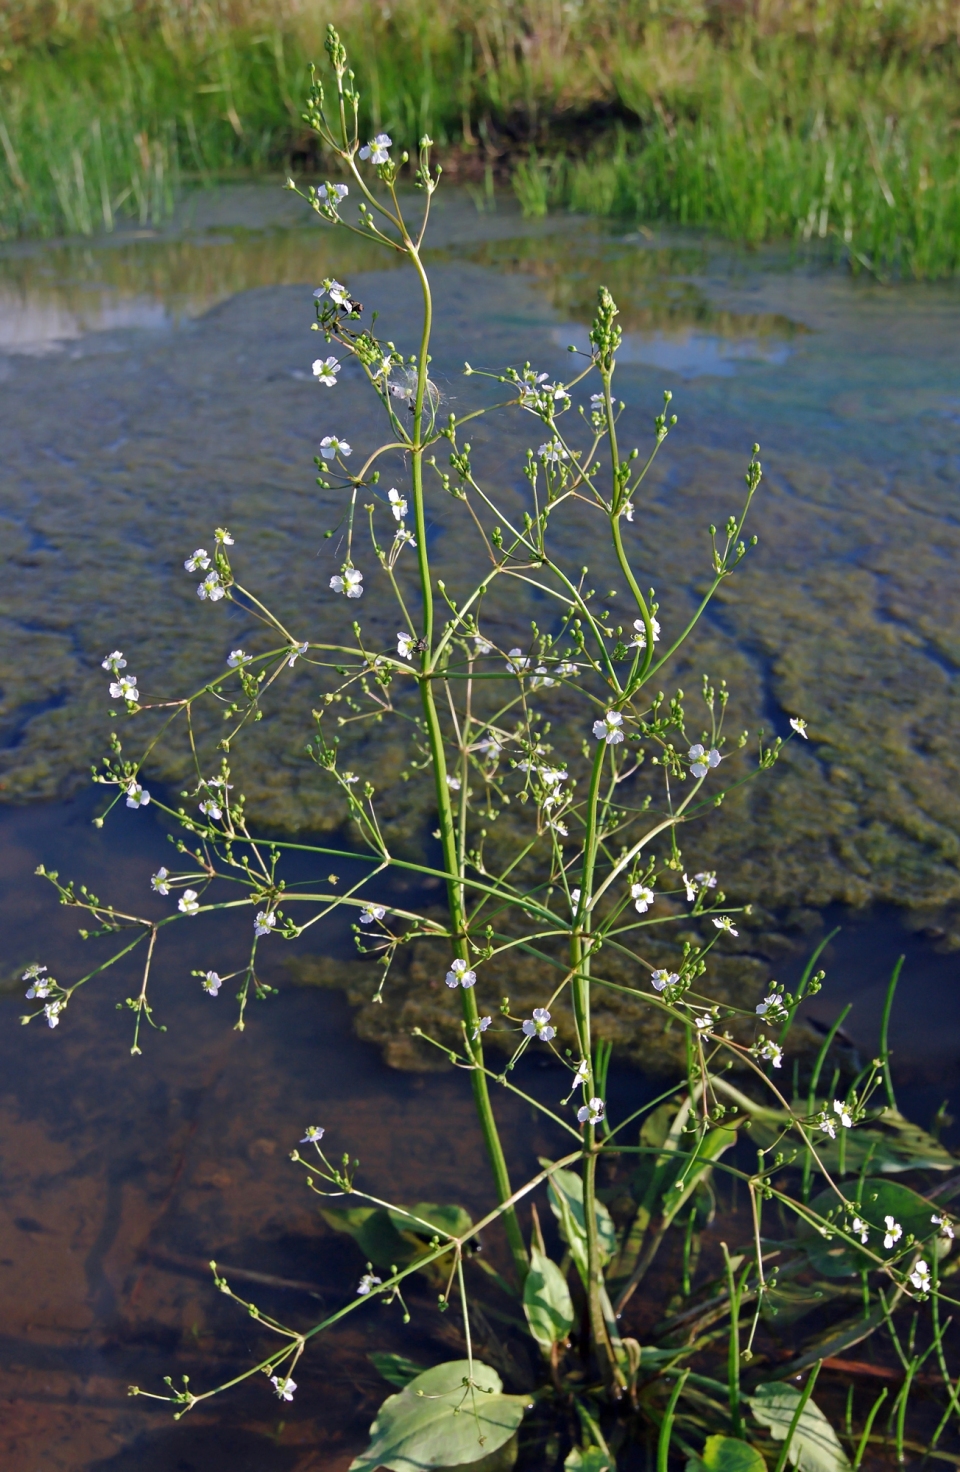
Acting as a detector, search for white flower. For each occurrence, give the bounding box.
[819,1113,837,1140]
[394,631,415,660]
[631,884,655,913]
[651,969,679,992]
[446,775,461,791]
[473,635,493,655]
[756,994,778,1016]
[388,487,408,520]
[271,1376,297,1402]
[359,132,392,163]
[24,965,53,1000]
[184,549,210,572]
[101,650,126,673]
[712,916,738,936]
[571,888,582,909]
[330,567,363,598]
[199,799,222,820]
[360,903,386,924]
[683,873,697,902]
[357,1272,382,1295]
[506,648,531,673]
[109,674,139,703]
[833,1099,853,1129]
[851,1217,870,1244]
[593,709,624,745]
[301,1125,325,1144]
[315,277,351,306]
[472,1015,492,1040]
[151,867,170,895]
[630,617,661,649]
[541,767,568,787]
[320,434,352,459]
[932,1214,955,1241]
[125,782,151,809]
[318,182,348,204]
[621,501,635,522]
[556,661,579,676]
[694,1013,713,1032]
[884,1216,903,1249]
[214,527,234,546]
[530,666,556,689]
[522,1007,556,1042]
[538,439,568,464]
[445,958,476,989]
[476,736,501,758]
[758,1038,783,1068]
[312,356,341,386]
[548,820,569,835]
[202,971,222,996]
[342,771,359,783]
[790,717,809,739]
[178,889,200,915]
[393,526,417,549]
[695,871,717,888]
[198,571,225,601]
[910,1259,931,1293]
[577,1097,605,1125]
[255,911,276,937]
[227,649,250,667]
[572,1058,590,1088]
[689,743,721,778]
[287,641,308,667]
[44,1000,64,1028]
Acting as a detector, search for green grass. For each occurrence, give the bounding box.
[2,2,960,276]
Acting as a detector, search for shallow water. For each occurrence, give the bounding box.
[1,185,960,1467]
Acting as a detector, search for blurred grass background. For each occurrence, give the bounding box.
[1,1,959,275]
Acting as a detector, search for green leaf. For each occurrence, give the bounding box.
[543,1161,617,1265]
[796,1177,938,1279]
[565,1449,615,1472]
[746,1106,954,1177]
[388,1203,474,1243]
[321,1201,472,1274]
[691,1435,767,1472]
[522,1246,574,1349]
[348,1359,530,1472]
[749,1383,851,1472]
[370,1352,428,1388]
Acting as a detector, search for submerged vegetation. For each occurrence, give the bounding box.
[19,30,960,1470]
[2,1,960,275]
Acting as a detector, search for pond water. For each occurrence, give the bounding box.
[1,184,959,1469]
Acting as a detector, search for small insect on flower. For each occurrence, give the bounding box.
[255,911,276,937]
[593,709,625,745]
[445,958,477,989]
[357,1272,382,1296]
[271,1376,297,1402]
[505,648,531,673]
[125,782,151,809]
[630,616,661,649]
[689,743,722,778]
[330,567,363,598]
[184,549,210,572]
[315,278,351,307]
[109,674,139,703]
[151,867,170,895]
[44,1000,64,1028]
[933,1214,955,1241]
[320,434,352,459]
[790,717,809,739]
[101,650,126,673]
[473,1016,492,1040]
[851,1216,870,1244]
[359,903,386,924]
[227,649,250,667]
[318,182,348,204]
[651,969,679,993]
[23,964,53,999]
[884,1216,903,1249]
[631,884,655,913]
[178,890,200,915]
[758,1038,783,1068]
[301,1125,325,1144]
[359,132,392,163]
[522,1008,556,1042]
[833,1099,853,1129]
[312,356,341,386]
[910,1259,931,1293]
[202,971,222,996]
[712,916,738,936]
[577,1097,605,1125]
[197,571,225,601]
[388,487,408,520]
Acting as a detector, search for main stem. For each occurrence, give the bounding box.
[407,237,528,1283]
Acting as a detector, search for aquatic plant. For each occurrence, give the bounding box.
[19,29,960,1470]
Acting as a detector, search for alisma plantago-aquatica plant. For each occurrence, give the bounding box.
[19,28,959,1469]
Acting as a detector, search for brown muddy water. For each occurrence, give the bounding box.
[1,185,960,1468]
